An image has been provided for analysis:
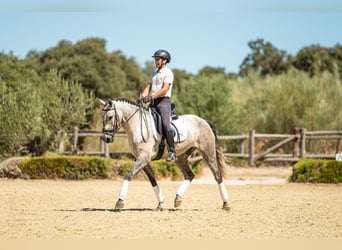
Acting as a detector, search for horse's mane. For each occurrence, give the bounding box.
[114,97,140,107]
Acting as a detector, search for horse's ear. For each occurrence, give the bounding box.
[97,98,106,105]
[107,98,113,106]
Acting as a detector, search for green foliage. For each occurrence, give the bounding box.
[243,69,342,133]
[1,37,342,157]
[19,156,109,180]
[0,156,29,179]
[290,159,342,183]
[293,44,342,78]
[0,69,94,158]
[239,38,290,77]
[114,159,203,181]
[198,66,226,77]
[30,38,148,100]
[173,74,239,135]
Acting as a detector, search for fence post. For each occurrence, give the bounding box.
[300,128,306,158]
[99,138,110,158]
[336,138,341,154]
[248,130,255,166]
[104,143,109,158]
[240,133,245,155]
[72,126,79,155]
[293,127,300,158]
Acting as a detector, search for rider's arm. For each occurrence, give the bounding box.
[150,82,171,99]
[141,83,152,98]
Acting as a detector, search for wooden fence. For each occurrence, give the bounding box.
[67,127,342,166]
[220,128,341,165]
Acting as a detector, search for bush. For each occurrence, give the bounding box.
[19,156,109,180]
[114,158,203,181]
[0,156,29,179]
[289,159,342,183]
[15,156,203,180]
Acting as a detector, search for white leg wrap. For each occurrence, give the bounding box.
[218,181,229,202]
[119,179,129,200]
[153,185,164,203]
[176,180,191,197]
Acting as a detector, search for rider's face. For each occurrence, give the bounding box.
[154,57,165,68]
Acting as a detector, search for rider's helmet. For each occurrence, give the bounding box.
[152,49,171,63]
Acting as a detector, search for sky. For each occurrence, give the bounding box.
[1,0,342,74]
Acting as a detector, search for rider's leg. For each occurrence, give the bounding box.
[165,129,176,162]
[157,99,176,162]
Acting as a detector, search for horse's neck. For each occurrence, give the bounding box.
[115,101,145,131]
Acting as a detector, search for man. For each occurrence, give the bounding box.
[140,49,176,162]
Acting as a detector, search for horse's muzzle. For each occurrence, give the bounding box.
[101,133,114,143]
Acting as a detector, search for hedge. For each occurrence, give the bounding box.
[19,156,109,180]
[15,156,203,180]
[115,158,202,181]
[289,159,342,183]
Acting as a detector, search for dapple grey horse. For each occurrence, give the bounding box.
[99,98,230,211]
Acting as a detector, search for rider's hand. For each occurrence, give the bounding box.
[141,96,152,103]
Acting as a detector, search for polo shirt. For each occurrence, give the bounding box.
[149,67,174,98]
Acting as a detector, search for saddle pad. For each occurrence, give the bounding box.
[171,118,188,142]
[149,109,187,143]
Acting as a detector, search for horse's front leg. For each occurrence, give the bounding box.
[143,164,164,211]
[115,153,150,210]
[174,155,195,208]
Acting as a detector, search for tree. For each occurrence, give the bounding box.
[198,66,226,77]
[28,38,148,100]
[293,44,342,78]
[239,39,290,78]
[329,44,342,78]
[293,45,332,77]
[0,70,94,158]
[173,75,239,135]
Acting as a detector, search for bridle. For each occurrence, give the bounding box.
[102,101,150,142]
[102,103,121,134]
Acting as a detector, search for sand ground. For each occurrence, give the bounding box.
[0,166,341,239]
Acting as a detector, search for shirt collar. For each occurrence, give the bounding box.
[156,66,167,73]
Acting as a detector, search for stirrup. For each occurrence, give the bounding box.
[166,152,176,162]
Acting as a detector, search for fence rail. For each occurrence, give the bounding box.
[66,127,342,166]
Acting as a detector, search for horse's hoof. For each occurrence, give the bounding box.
[115,199,124,210]
[174,194,182,208]
[222,201,231,211]
[154,202,164,212]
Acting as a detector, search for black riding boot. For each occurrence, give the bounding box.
[165,130,177,162]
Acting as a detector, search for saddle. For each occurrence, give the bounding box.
[148,103,188,160]
[149,103,179,137]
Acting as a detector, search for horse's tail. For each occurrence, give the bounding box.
[206,120,228,178]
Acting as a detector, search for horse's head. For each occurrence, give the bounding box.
[98,98,121,143]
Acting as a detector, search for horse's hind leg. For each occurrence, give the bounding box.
[174,154,195,208]
[143,163,164,211]
[201,151,230,211]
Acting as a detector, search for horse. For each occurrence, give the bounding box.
[98,97,230,211]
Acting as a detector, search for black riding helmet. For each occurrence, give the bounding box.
[152,49,171,63]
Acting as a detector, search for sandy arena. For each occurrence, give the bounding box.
[0,166,341,239]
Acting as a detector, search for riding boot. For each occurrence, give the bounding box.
[165,130,177,162]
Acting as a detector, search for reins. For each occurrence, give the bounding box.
[137,102,150,142]
[103,100,150,142]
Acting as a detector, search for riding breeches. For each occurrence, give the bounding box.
[150,97,171,134]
